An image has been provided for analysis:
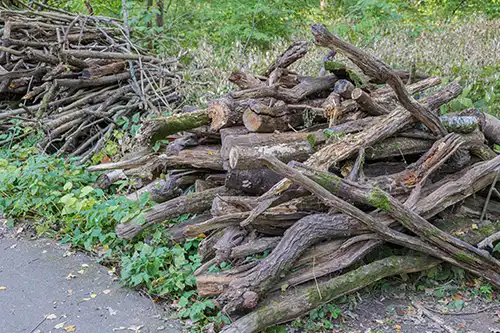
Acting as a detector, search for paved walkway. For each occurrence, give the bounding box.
[0,235,180,333]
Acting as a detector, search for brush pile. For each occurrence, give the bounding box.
[0,4,180,163]
[91,25,500,332]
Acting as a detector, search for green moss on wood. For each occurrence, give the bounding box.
[149,111,210,144]
[369,188,391,212]
[454,251,476,264]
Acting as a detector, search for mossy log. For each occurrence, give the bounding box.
[220,256,440,333]
[139,109,211,145]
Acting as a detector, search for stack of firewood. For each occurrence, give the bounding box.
[0,4,180,163]
[91,26,500,332]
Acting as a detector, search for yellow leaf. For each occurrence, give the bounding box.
[64,325,76,332]
[455,231,465,236]
[82,298,91,301]
[0,286,6,291]
[375,319,384,324]
[90,293,97,299]
[471,224,478,229]
[77,269,85,274]
[81,264,89,268]
[46,314,57,320]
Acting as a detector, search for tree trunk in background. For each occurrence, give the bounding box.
[156,1,164,28]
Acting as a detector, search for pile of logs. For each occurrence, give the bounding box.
[91,25,500,332]
[0,4,180,163]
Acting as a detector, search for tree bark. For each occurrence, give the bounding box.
[115,186,235,239]
[263,41,308,76]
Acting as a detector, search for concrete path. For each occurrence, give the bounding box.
[0,235,180,333]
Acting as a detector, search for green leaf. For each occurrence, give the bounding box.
[178,296,189,307]
[493,242,500,253]
[79,186,94,197]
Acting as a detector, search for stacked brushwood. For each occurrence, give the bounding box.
[91,25,500,332]
[0,5,180,163]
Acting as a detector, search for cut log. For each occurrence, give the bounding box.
[225,169,284,195]
[156,146,224,171]
[333,79,355,99]
[351,88,389,115]
[95,169,127,189]
[242,100,325,132]
[207,98,254,131]
[222,131,325,170]
[115,186,235,239]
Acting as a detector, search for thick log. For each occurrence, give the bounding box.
[95,169,127,189]
[333,79,355,99]
[311,24,446,136]
[139,110,210,145]
[225,169,284,196]
[351,88,389,116]
[222,131,324,169]
[230,237,282,259]
[156,146,224,171]
[263,41,308,76]
[115,186,234,239]
[242,100,325,132]
[230,75,337,104]
[207,98,254,131]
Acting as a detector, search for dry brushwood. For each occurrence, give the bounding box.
[75,21,500,333]
[0,4,181,163]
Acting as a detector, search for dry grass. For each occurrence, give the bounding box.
[179,15,500,109]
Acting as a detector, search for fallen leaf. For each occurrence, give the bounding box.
[108,307,117,316]
[66,273,76,280]
[452,294,463,300]
[46,314,57,320]
[127,325,143,332]
[90,293,97,298]
[67,289,73,296]
[82,298,91,301]
[375,319,384,324]
[81,264,89,268]
[157,327,165,331]
[9,243,17,249]
[64,325,76,332]
[55,322,66,329]
[77,269,85,274]
[0,286,6,291]
[102,289,111,295]
[471,223,478,229]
